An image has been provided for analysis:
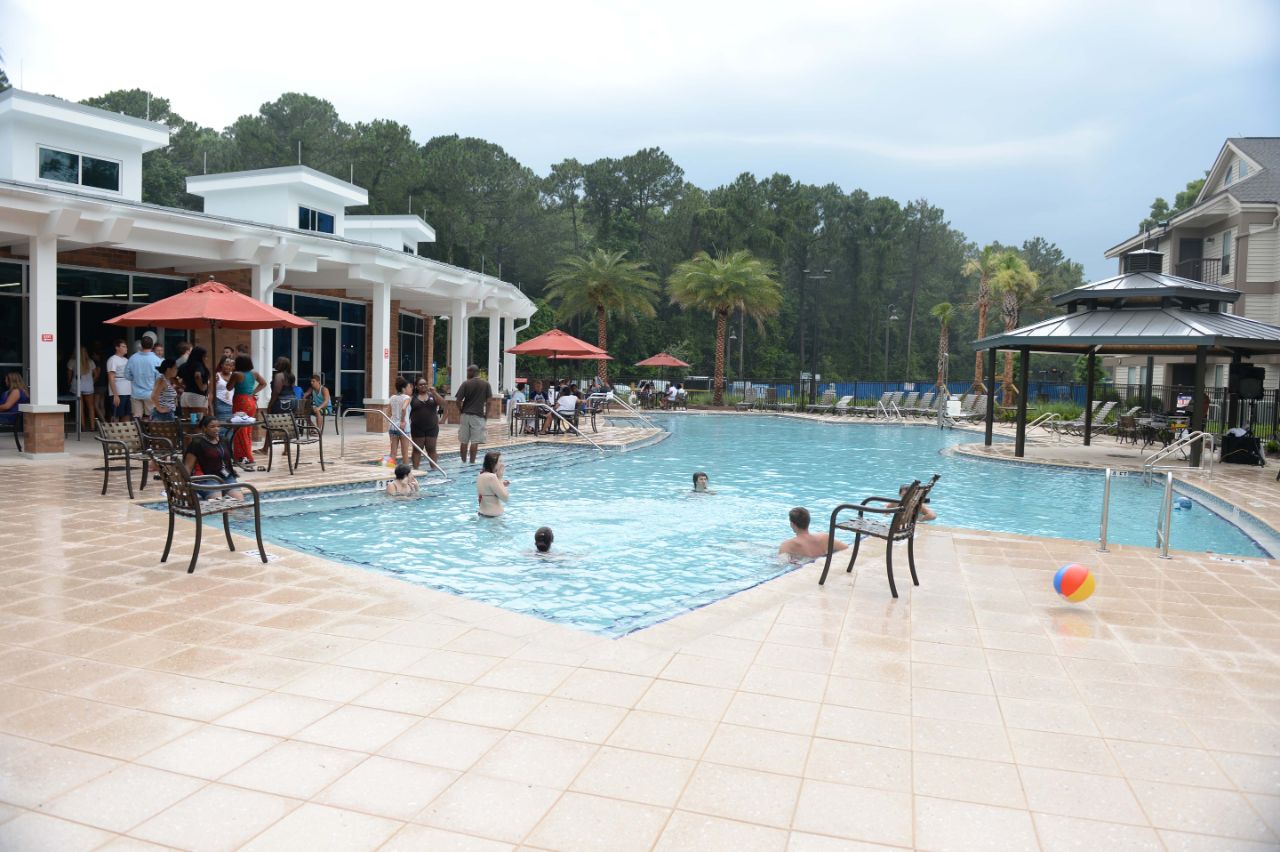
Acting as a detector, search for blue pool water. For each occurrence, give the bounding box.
[221,415,1272,636]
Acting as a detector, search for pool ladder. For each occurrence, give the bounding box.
[1099,467,1174,559]
[1142,431,1214,478]
[339,407,452,481]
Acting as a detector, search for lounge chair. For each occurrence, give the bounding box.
[1048,400,1103,438]
[735,385,758,412]
[154,457,266,574]
[906,392,936,418]
[807,390,837,414]
[949,394,988,423]
[854,392,891,418]
[832,395,856,416]
[818,474,941,597]
[898,392,920,416]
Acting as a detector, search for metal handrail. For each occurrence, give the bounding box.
[877,401,903,422]
[1099,467,1112,552]
[339,407,451,480]
[1155,471,1175,559]
[1028,411,1060,431]
[1143,431,1215,476]
[594,393,659,431]
[519,402,606,452]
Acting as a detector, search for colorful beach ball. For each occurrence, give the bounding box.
[1053,563,1096,603]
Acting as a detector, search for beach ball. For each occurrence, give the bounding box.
[1053,563,1096,604]
[383,455,396,467]
[1176,497,1193,510]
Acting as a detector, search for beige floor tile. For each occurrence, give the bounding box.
[329,640,429,673]
[380,824,514,851]
[1007,728,1118,775]
[702,723,810,776]
[823,676,911,715]
[660,653,750,690]
[212,691,339,736]
[1018,765,1147,825]
[551,667,652,708]
[276,663,388,703]
[315,756,458,819]
[570,745,695,807]
[472,659,574,695]
[525,792,669,852]
[0,741,119,808]
[911,687,1004,725]
[635,680,735,721]
[516,697,627,743]
[293,704,418,752]
[914,795,1038,852]
[131,783,299,852]
[785,830,906,851]
[1157,829,1280,851]
[1130,779,1276,842]
[998,696,1098,736]
[380,717,504,771]
[1033,812,1162,852]
[1089,705,1199,747]
[804,738,912,792]
[470,731,598,788]
[416,774,560,843]
[791,779,912,846]
[45,762,206,833]
[404,649,503,683]
[135,724,279,780]
[221,740,366,799]
[912,717,1014,761]
[0,811,116,851]
[238,802,402,851]
[350,673,461,715]
[912,662,995,695]
[913,751,1026,809]
[1211,750,1280,793]
[1109,739,1234,788]
[431,685,543,728]
[653,810,787,851]
[605,709,716,759]
[677,762,800,829]
[0,694,125,742]
[815,704,911,750]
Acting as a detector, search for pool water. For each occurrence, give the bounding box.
[226,415,1272,636]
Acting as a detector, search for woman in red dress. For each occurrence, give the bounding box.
[230,355,266,466]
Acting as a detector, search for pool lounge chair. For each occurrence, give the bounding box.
[832,395,856,416]
[807,390,837,414]
[906,392,936,418]
[818,473,940,597]
[1047,400,1104,438]
[736,385,761,411]
[1055,401,1114,437]
[853,392,891,418]
[949,395,987,424]
[898,392,920,416]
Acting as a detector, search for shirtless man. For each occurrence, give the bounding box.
[778,507,847,559]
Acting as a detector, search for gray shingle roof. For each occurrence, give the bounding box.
[1050,270,1240,307]
[1225,137,1280,204]
[974,307,1280,354]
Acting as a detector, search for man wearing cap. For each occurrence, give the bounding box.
[125,333,162,420]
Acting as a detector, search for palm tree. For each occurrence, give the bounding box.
[668,250,782,406]
[961,245,1002,392]
[930,302,954,397]
[992,253,1039,407]
[544,249,660,383]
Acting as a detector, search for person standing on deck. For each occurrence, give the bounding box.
[455,365,492,464]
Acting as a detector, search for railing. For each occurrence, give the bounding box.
[1175,257,1223,286]
[339,407,451,481]
[522,402,606,453]
[596,393,659,431]
[1143,430,1214,476]
[1154,471,1175,559]
[876,400,902,421]
[1028,411,1061,439]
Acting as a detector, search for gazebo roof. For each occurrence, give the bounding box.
[1050,270,1240,307]
[974,306,1280,356]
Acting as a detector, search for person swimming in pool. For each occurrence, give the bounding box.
[386,463,419,496]
[778,506,847,559]
[534,526,554,552]
[477,451,510,517]
[691,471,715,493]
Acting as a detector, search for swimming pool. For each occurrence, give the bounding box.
[217,415,1272,636]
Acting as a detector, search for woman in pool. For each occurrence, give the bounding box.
[692,471,715,493]
[476,451,510,517]
[386,463,419,497]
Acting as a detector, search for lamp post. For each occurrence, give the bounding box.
[883,303,899,384]
[727,330,737,393]
[802,268,832,407]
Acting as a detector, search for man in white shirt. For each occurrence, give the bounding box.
[664,384,677,409]
[545,385,579,433]
[105,339,131,422]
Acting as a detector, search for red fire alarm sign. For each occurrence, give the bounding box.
[40,333,53,342]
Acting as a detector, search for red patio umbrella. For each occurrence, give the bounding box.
[506,328,608,384]
[635,352,691,368]
[106,279,312,357]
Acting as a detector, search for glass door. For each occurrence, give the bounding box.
[319,323,339,399]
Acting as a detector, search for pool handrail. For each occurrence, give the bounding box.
[525,402,606,453]
[595,393,660,431]
[1154,470,1175,559]
[1143,430,1214,477]
[339,407,452,481]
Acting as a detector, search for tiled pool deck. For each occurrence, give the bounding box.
[1,415,1278,850]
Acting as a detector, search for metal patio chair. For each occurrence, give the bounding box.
[95,420,154,499]
[262,413,325,474]
[154,457,266,574]
[818,473,940,597]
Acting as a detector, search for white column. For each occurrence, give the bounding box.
[487,314,501,390]
[502,316,517,393]
[26,235,64,410]
[250,264,273,405]
[449,299,468,391]
[367,281,392,403]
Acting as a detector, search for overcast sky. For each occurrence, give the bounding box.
[5,0,1278,279]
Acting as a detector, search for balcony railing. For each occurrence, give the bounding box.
[1175,257,1223,285]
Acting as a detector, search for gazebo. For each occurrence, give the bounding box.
[973,251,1280,466]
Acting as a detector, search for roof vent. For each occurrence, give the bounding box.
[1123,250,1163,274]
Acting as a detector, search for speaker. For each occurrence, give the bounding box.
[1230,364,1266,400]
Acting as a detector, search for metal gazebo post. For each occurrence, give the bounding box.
[1015,347,1030,457]
[984,347,997,446]
[1191,345,1207,467]
[1083,350,1096,446]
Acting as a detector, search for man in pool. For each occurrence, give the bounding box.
[779,507,847,559]
[534,526,554,552]
[692,471,714,493]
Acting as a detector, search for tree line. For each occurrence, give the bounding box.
[69,88,1087,387]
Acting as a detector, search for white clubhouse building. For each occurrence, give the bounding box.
[0,88,535,454]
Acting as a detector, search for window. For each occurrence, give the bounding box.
[38,147,121,192]
[1238,160,1248,180]
[1222,228,1234,276]
[398,313,425,381]
[403,244,416,255]
[298,206,335,234]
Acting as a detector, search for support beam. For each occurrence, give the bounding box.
[1014,348,1030,457]
[21,235,68,453]
[1083,351,1096,446]
[487,314,501,391]
[449,299,468,392]
[984,347,997,446]
[368,282,393,402]
[502,316,517,394]
[1191,346,1207,467]
[1228,351,1241,429]
[1144,355,1155,413]
[425,316,436,386]
[250,265,275,405]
